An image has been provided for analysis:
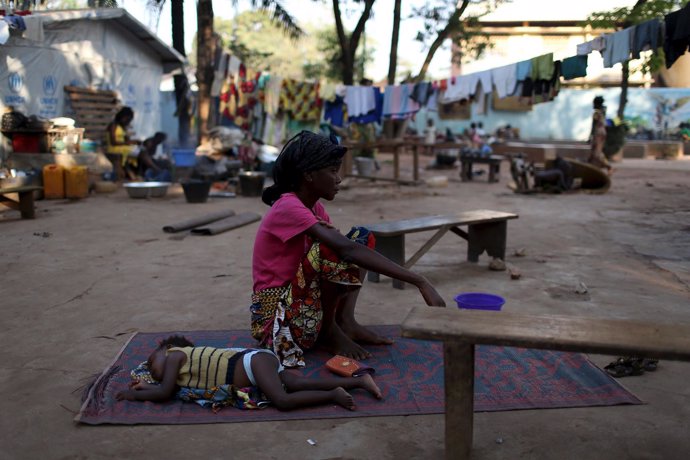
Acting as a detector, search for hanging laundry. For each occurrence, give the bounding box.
[280,79,322,121]
[344,86,377,118]
[263,75,283,116]
[349,87,383,125]
[490,63,517,99]
[663,4,690,68]
[561,55,588,80]
[211,53,230,98]
[410,82,433,106]
[515,60,532,81]
[426,87,439,112]
[530,53,554,81]
[603,29,632,68]
[631,19,662,59]
[318,81,340,102]
[382,84,421,117]
[475,71,493,95]
[576,36,606,56]
[440,74,478,104]
[324,95,346,127]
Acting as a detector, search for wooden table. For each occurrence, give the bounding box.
[365,210,518,289]
[342,140,421,185]
[0,185,43,219]
[401,307,690,460]
[459,154,504,182]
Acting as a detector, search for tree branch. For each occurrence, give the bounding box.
[414,0,469,82]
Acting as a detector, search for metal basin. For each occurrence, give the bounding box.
[123,182,171,199]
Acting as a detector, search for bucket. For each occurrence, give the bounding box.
[171,149,197,167]
[42,164,65,199]
[181,179,211,203]
[354,157,376,176]
[238,171,266,197]
[454,292,505,311]
[65,165,89,199]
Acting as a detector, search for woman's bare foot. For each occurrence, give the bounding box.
[357,373,383,399]
[318,324,371,360]
[333,387,356,410]
[340,319,394,346]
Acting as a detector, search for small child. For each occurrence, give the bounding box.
[115,335,382,411]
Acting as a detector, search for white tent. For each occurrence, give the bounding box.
[0,8,184,139]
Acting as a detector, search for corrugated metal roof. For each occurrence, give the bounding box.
[32,8,185,73]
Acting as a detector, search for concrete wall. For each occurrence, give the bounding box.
[415,87,690,141]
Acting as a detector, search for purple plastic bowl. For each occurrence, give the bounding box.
[454,292,505,311]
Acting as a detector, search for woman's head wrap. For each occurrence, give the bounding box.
[262,131,346,206]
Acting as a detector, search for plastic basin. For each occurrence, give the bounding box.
[454,292,505,311]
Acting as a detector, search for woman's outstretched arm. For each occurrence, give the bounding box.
[305,223,446,307]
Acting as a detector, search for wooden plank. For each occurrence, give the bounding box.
[64,85,119,97]
[365,210,518,236]
[401,307,690,361]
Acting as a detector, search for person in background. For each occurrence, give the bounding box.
[137,132,172,182]
[105,106,140,180]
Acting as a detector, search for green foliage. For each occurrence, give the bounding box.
[308,26,374,82]
[207,10,357,81]
[412,0,505,66]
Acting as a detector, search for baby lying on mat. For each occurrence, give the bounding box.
[116,335,382,411]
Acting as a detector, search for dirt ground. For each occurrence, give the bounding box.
[1,154,689,460]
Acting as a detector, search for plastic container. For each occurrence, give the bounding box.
[454,292,505,311]
[181,179,211,203]
[238,171,266,197]
[354,157,376,176]
[42,164,65,199]
[171,149,197,167]
[65,165,89,199]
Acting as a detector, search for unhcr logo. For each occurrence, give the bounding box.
[43,75,57,96]
[8,72,23,94]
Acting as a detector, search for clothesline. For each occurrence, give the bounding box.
[211,4,690,144]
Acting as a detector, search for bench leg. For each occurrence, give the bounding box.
[367,234,406,289]
[18,190,36,219]
[467,221,507,262]
[460,160,472,182]
[488,161,500,183]
[444,341,475,460]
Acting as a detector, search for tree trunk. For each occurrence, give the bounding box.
[618,60,629,120]
[414,1,467,82]
[171,0,191,148]
[196,0,215,144]
[332,0,374,85]
[387,0,401,85]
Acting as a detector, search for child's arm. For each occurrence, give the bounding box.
[306,224,446,307]
[116,352,185,402]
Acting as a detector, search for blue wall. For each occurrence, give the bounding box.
[414,87,690,141]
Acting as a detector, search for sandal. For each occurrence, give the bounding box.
[604,357,645,378]
[641,358,659,371]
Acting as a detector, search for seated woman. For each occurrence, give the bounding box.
[250,131,445,369]
[105,106,140,180]
[138,132,172,182]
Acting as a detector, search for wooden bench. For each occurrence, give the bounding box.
[0,185,43,219]
[401,307,690,460]
[365,210,519,289]
[459,154,504,182]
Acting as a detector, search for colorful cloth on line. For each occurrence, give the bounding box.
[383,84,421,118]
[129,361,270,412]
[280,79,322,121]
[250,226,375,368]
